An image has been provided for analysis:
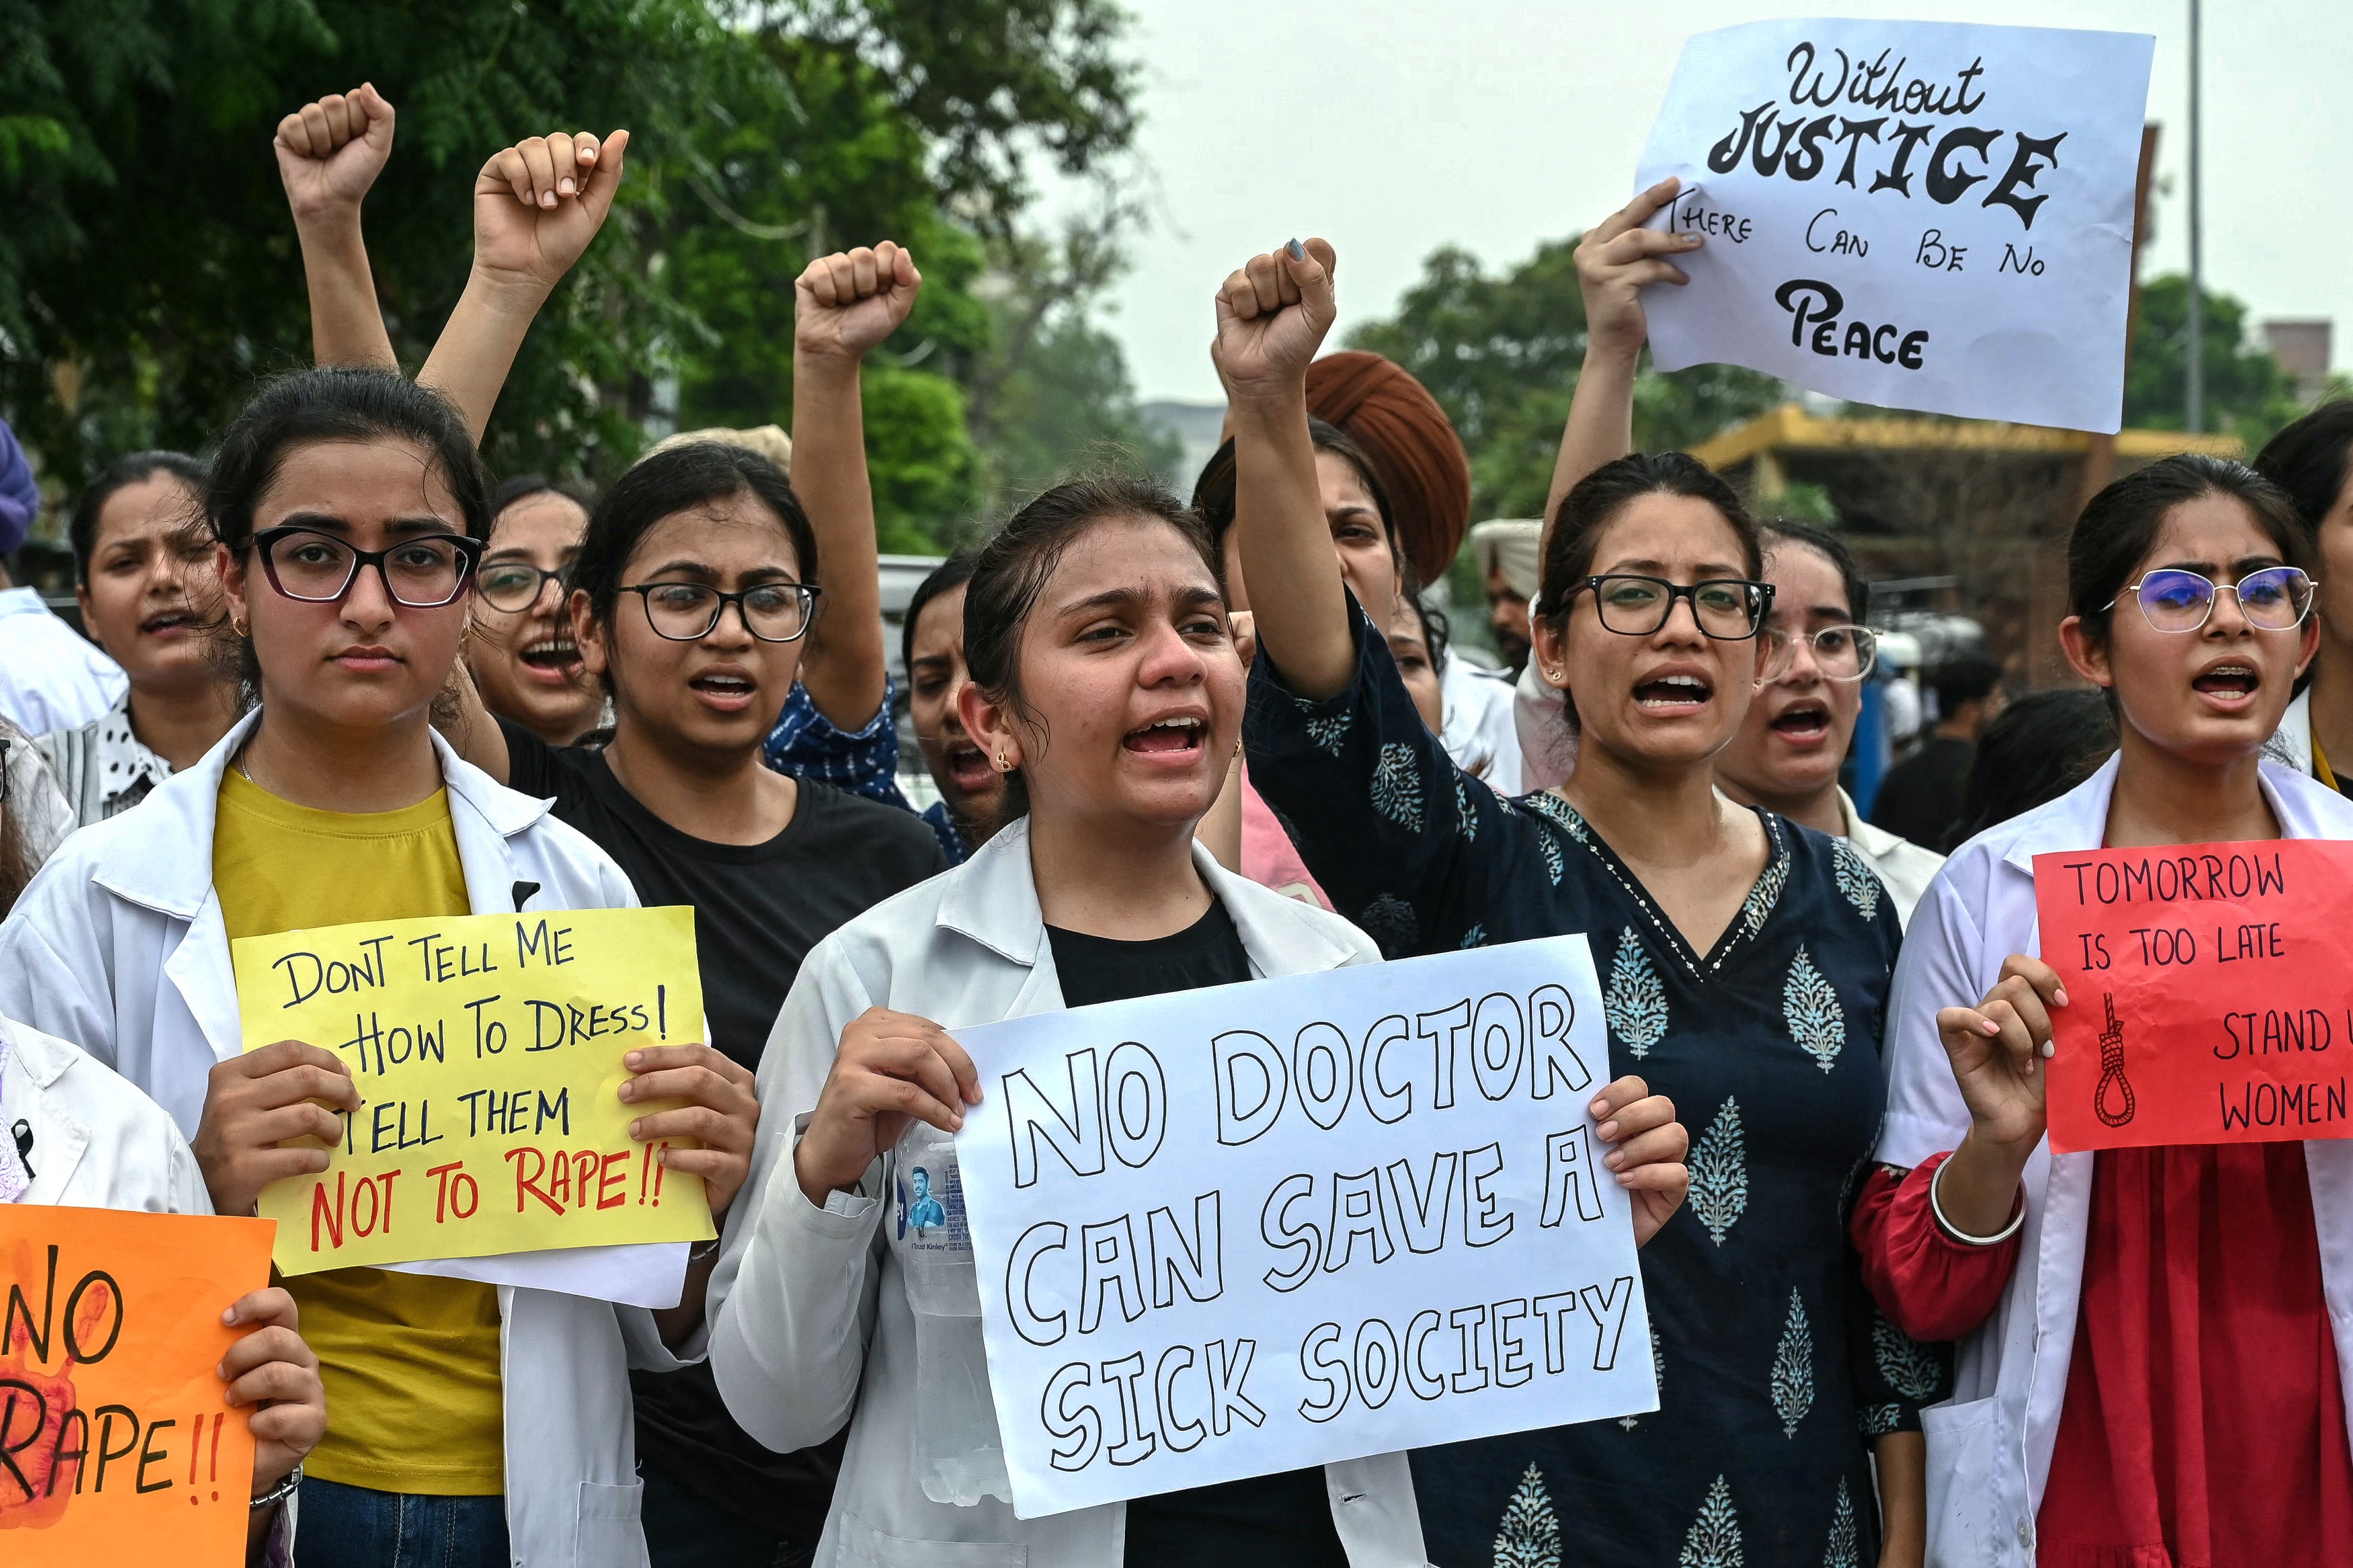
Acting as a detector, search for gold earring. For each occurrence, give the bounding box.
[996,748,1010,772]
[1232,736,1244,759]
[232,615,250,638]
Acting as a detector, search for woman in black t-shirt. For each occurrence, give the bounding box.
[447,250,950,1567]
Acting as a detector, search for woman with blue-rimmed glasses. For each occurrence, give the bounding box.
[1222,227,1937,1568]
[1858,454,2353,1566]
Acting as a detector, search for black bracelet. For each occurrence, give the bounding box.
[251,1462,303,1511]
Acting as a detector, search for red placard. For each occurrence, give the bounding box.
[2033,840,2353,1153]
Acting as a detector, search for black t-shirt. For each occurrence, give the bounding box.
[501,719,946,1542]
[1046,903,1350,1568]
[1869,733,1973,849]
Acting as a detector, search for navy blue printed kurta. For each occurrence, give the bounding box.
[1243,606,1943,1568]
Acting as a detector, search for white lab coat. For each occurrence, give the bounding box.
[1437,652,1521,795]
[707,815,1429,1568]
[0,710,691,1568]
[1877,752,2353,1566]
[0,586,126,734]
[5,1013,206,1211]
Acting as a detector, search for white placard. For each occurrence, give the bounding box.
[1635,19,2155,432]
[951,937,1654,1518]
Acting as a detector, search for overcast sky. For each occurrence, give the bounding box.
[1062,1,2349,406]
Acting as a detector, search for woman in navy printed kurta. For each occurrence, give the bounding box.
[1246,604,1934,1567]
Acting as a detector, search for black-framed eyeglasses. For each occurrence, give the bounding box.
[475,560,570,613]
[1563,574,1777,640]
[620,581,822,644]
[1762,622,1881,682]
[2104,566,2317,633]
[251,526,482,609]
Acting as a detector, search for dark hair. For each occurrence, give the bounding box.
[490,473,597,528]
[206,369,490,554]
[1760,519,1869,626]
[1189,420,1401,569]
[0,736,32,919]
[2253,400,2353,534]
[904,549,981,679]
[1931,654,2005,714]
[1537,453,1762,624]
[964,476,1223,814]
[70,451,207,582]
[2067,453,2313,641]
[570,443,820,657]
[1942,688,2119,851]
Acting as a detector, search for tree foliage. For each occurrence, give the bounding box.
[0,0,1148,549]
[1347,237,1784,519]
[2123,273,2305,452]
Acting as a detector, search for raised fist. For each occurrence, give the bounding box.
[796,243,922,364]
[274,84,396,222]
[1211,237,1338,400]
[472,128,631,296]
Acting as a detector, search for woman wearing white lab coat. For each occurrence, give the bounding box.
[706,470,1690,1567]
[1859,455,2353,1567]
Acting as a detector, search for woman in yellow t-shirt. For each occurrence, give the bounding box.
[0,361,761,1568]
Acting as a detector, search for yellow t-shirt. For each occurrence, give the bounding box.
[213,768,506,1495]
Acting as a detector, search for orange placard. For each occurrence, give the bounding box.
[1,1207,275,1564]
[2033,840,2353,1153]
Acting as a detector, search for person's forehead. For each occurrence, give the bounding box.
[1045,519,1217,599]
[95,474,200,544]
[259,438,460,520]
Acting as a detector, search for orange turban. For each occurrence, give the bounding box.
[1303,351,1471,586]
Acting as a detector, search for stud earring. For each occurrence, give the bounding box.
[996,748,1011,772]
[1232,736,1244,759]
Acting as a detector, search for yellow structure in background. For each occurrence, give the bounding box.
[1689,402,2242,494]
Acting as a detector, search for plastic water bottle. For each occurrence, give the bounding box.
[893,1121,1012,1505]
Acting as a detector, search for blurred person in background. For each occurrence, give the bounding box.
[37,452,241,824]
[898,549,1007,863]
[1937,688,2120,852]
[1714,521,1945,926]
[2254,401,2353,790]
[1869,654,2005,848]
[0,413,127,733]
[1,720,75,909]
[1470,516,1539,675]
[468,475,604,747]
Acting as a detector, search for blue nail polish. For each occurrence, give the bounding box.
[1285,238,1306,260]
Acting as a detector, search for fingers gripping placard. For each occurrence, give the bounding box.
[951,937,1654,1519]
[230,907,714,1275]
[1,1209,274,1565]
[1633,20,2155,431]
[2034,842,2353,1153]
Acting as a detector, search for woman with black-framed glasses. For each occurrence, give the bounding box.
[1224,232,1930,1568]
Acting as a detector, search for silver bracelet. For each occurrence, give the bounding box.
[251,1462,303,1511]
[688,1237,721,1264]
[1928,1156,2026,1247]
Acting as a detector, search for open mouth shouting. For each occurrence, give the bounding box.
[139,607,201,640]
[517,632,583,685]
[944,737,995,792]
[689,665,758,714]
[2190,659,2260,710]
[1123,713,1207,760]
[1769,698,1831,746]
[1632,671,1713,715]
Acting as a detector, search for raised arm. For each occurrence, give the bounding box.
[789,244,919,729]
[418,128,631,444]
[1539,178,1705,548]
[274,84,400,370]
[1217,238,1351,699]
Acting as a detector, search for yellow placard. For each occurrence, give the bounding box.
[230,906,714,1276]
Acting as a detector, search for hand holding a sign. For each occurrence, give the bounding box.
[1576,177,1703,363]
[620,1043,761,1218]
[1592,1073,1691,1245]
[216,1288,325,1504]
[1211,237,1338,405]
[1933,954,2068,1235]
[796,1007,982,1207]
[193,1039,362,1216]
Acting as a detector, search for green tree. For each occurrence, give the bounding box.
[0,0,1144,549]
[1347,237,1784,518]
[2123,273,2304,450]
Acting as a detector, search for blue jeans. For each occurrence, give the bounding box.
[297,1477,511,1568]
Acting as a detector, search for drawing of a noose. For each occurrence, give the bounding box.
[2093,992,2136,1129]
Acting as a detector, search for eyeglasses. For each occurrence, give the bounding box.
[476,561,570,613]
[1564,574,1777,640]
[252,526,482,608]
[1762,623,1880,682]
[2106,567,2317,633]
[620,581,822,644]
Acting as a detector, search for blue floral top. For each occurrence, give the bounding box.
[764,676,966,865]
[1243,601,1946,1568]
